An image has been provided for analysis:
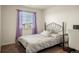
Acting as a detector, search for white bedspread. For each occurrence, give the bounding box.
[18,34,62,53]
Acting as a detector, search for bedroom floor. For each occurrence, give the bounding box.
[1,44,67,53]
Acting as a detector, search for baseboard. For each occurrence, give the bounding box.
[1,41,15,46]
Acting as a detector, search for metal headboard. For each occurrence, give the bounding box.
[45,22,62,33]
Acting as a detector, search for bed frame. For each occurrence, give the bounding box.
[45,22,62,31]
[16,22,63,53]
[16,39,26,52]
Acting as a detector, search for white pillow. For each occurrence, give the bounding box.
[52,28,60,34]
[50,33,63,39]
[47,26,61,34]
[50,33,58,38]
[58,31,63,35]
[40,30,51,37]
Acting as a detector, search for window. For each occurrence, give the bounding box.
[19,10,36,30]
[18,10,37,34]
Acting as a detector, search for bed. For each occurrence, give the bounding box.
[17,22,64,53]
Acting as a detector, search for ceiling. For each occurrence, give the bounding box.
[25,5,53,10]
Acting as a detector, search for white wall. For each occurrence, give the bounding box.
[2,5,44,45]
[0,6,1,52]
[44,6,79,33]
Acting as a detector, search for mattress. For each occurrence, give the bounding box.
[18,34,62,53]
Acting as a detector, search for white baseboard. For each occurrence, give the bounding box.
[1,41,15,46]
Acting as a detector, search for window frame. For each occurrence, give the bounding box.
[17,9,36,30]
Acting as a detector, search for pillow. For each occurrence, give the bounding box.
[47,27,59,34]
[50,33,58,38]
[40,30,51,37]
[47,25,62,34]
[52,28,60,34]
[58,31,63,35]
